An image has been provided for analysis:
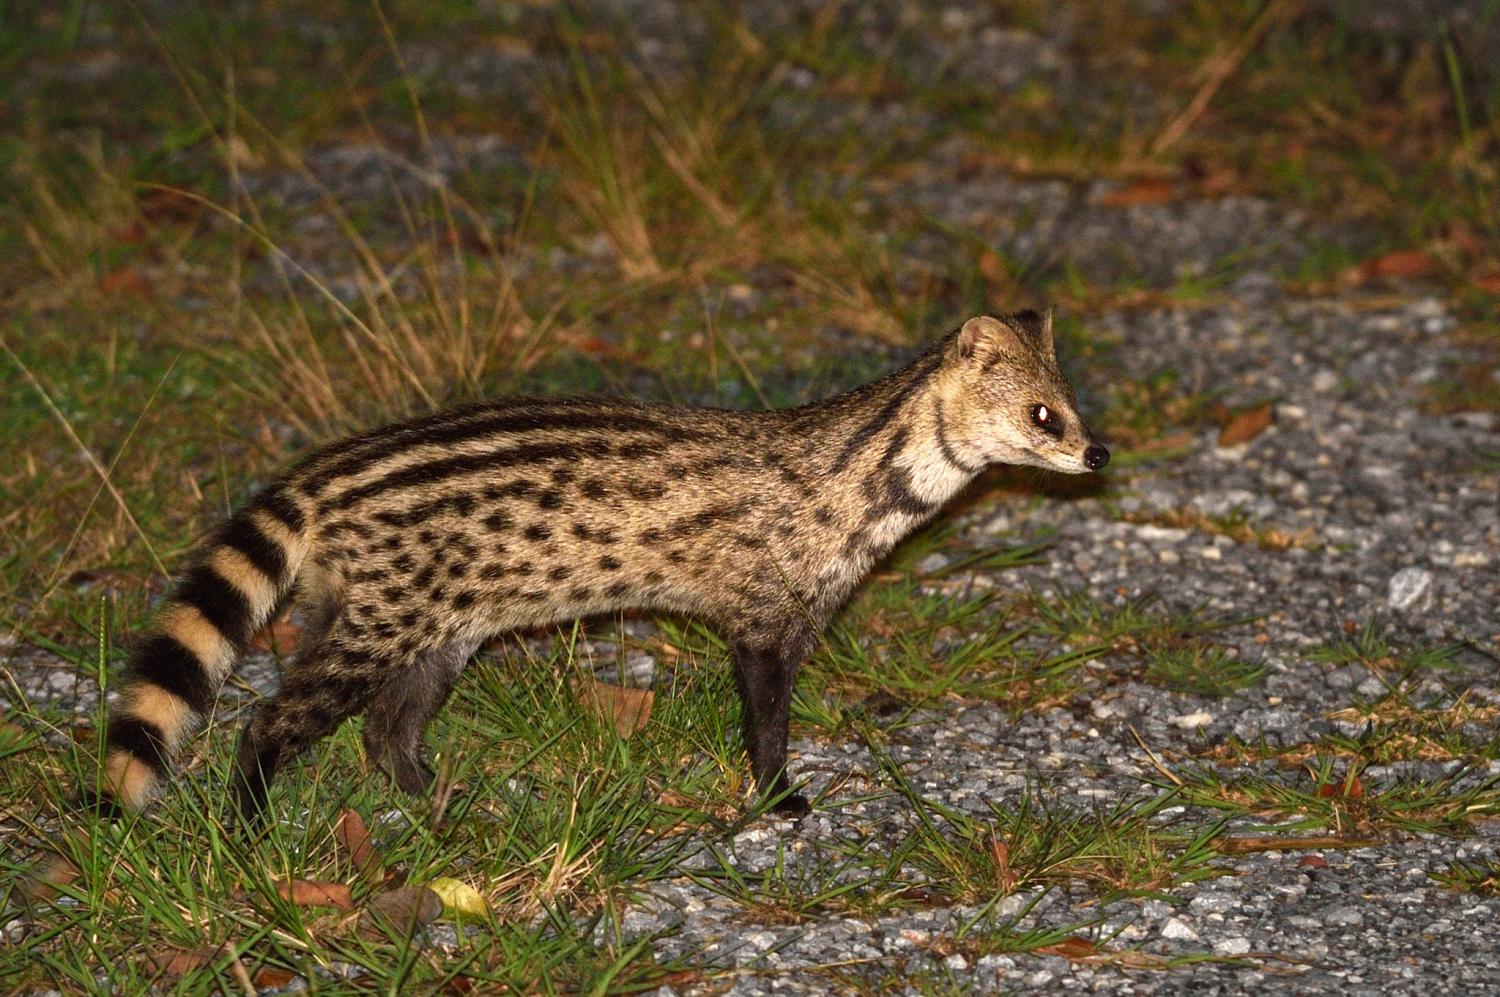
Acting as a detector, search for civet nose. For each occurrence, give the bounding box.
[1083,445,1110,471]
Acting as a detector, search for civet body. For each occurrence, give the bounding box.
[99,312,1109,824]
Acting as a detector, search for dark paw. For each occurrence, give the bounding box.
[390,756,436,797]
[771,793,811,819]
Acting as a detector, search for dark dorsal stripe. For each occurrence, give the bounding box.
[299,404,700,495]
[318,439,612,514]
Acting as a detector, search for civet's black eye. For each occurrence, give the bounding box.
[1031,403,1064,437]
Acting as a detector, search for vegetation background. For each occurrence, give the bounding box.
[1,0,1497,992]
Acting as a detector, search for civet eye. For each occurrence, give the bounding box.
[1030,404,1051,427]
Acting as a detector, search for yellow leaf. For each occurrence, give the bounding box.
[427,877,489,917]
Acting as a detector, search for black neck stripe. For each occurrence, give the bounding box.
[933,398,982,474]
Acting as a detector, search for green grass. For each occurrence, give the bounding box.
[3,1,1499,991]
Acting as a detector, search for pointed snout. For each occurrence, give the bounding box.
[1083,444,1110,471]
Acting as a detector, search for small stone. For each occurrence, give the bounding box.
[976,954,1016,974]
[1214,936,1252,955]
[1135,524,1188,543]
[944,953,969,972]
[1160,917,1199,941]
[1172,711,1214,729]
[1324,906,1364,927]
[1199,546,1222,561]
[1387,567,1433,612]
[1188,892,1238,914]
[916,553,949,575]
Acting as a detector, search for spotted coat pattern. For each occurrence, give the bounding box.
[98,311,1106,825]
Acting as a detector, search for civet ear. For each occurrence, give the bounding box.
[956,315,1026,363]
[1003,308,1056,358]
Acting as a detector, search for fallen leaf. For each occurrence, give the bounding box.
[1298,855,1329,868]
[251,617,302,655]
[276,879,355,911]
[443,978,476,995]
[1316,774,1364,800]
[1357,249,1441,281]
[137,188,201,226]
[334,809,385,885]
[1037,936,1100,959]
[575,678,653,738]
[358,886,443,938]
[428,877,489,917]
[1217,404,1273,447]
[95,266,151,299]
[1212,835,1374,853]
[658,970,703,988]
[150,945,224,977]
[253,967,297,988]
[988,835,1016,894]
[1472,270,1500,295]
[1097,178,1175,207]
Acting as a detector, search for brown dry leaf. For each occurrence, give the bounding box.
[334,809,385,886]
[357,886,443,939]
[1357,249,1441,281]
[575,678,653,738]
[251,617,302,655]
[1298,855,1329,868]
[1316,774,1364,800]
[276,879,355,911]
[1213,835,1374,854]
[1097,178,1175,207]
[988,835,1016,894]
[1472,270,1500,295]
[1037,936,1100,959]
[1217,404,1273,446]
[95,266,151,299]
[253,967,298,988]
[150,945,224,977]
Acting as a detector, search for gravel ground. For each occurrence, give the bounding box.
[5,1,1500,993]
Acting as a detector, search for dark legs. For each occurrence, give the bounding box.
[362,641,473,795]
[231,608,375,830]
[731,630,814,817]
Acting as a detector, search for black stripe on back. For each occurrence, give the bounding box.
[255,487,306,534]
[319,439,611,513]
[105,715,171,779]
[300,406,694,495]
[218,515,288,585]
[834,347,945,467]
[177,564,256,647]
[130,634,216,717]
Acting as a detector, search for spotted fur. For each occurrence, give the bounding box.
[98,311,1106,825]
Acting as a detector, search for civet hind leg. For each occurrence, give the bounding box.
[230,615,386,829]
[361,640,475,796]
